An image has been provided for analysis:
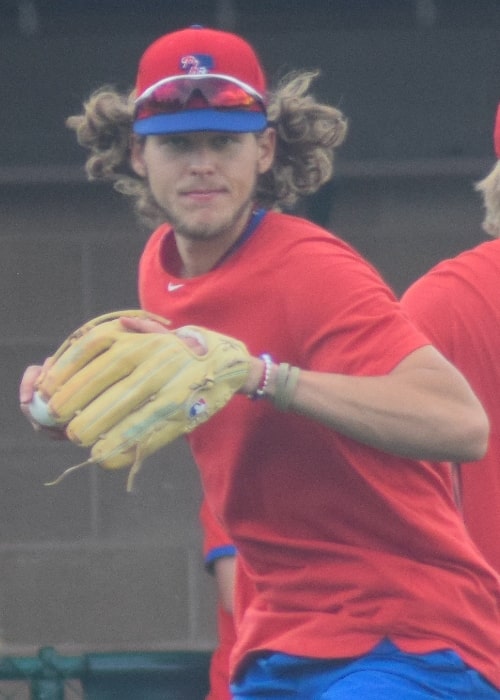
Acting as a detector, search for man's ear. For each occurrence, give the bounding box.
[130,135,147,177]
[257,127,276,174]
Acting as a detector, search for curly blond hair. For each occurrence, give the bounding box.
[66,71,347,229]
[475,160,500,238]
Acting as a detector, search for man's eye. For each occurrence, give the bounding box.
[213,135,233,148]
[171,137,189,148]
[160,136,188,149]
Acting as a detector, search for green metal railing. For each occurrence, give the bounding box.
[0,647,211,699]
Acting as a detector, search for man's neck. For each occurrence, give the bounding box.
[173,205,261,278]
[175,235,230,277]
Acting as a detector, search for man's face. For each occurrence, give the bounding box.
[131,129,275,244]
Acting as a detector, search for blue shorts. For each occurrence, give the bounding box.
[230,639,500,699]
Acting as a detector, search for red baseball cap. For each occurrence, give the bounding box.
[133,25,268,135]
[494,103,500,159]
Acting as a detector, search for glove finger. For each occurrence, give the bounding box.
[66,341,194,445]
[36,327,118,398]
[47,333,181,423]
[36,313,170,399]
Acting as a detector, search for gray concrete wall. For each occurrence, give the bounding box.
[0,183,214,655]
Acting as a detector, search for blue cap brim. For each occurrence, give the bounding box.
[133,108,267,135]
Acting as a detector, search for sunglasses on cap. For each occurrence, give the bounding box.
[134,75,266,121]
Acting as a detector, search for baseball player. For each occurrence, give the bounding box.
[401,104,500,574]
[200,499,253,700]
[20,26,500,699]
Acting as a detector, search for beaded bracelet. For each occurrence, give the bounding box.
[248,353,273,400]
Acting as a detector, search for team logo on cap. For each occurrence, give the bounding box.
[180,54,214,75]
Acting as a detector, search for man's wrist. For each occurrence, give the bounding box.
[243,356,300,411]
[246,353,275,400]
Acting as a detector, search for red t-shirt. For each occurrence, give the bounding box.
[139,212,500,687]
[402,238,500,574]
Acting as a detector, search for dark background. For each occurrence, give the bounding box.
[2,0,499,168]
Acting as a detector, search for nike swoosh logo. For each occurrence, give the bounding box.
[167,282,184,291]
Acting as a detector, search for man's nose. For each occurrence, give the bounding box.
[188,147,216,173]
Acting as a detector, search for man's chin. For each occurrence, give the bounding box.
[176,220,231,241]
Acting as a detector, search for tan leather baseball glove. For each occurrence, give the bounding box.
[30,310,250,491]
